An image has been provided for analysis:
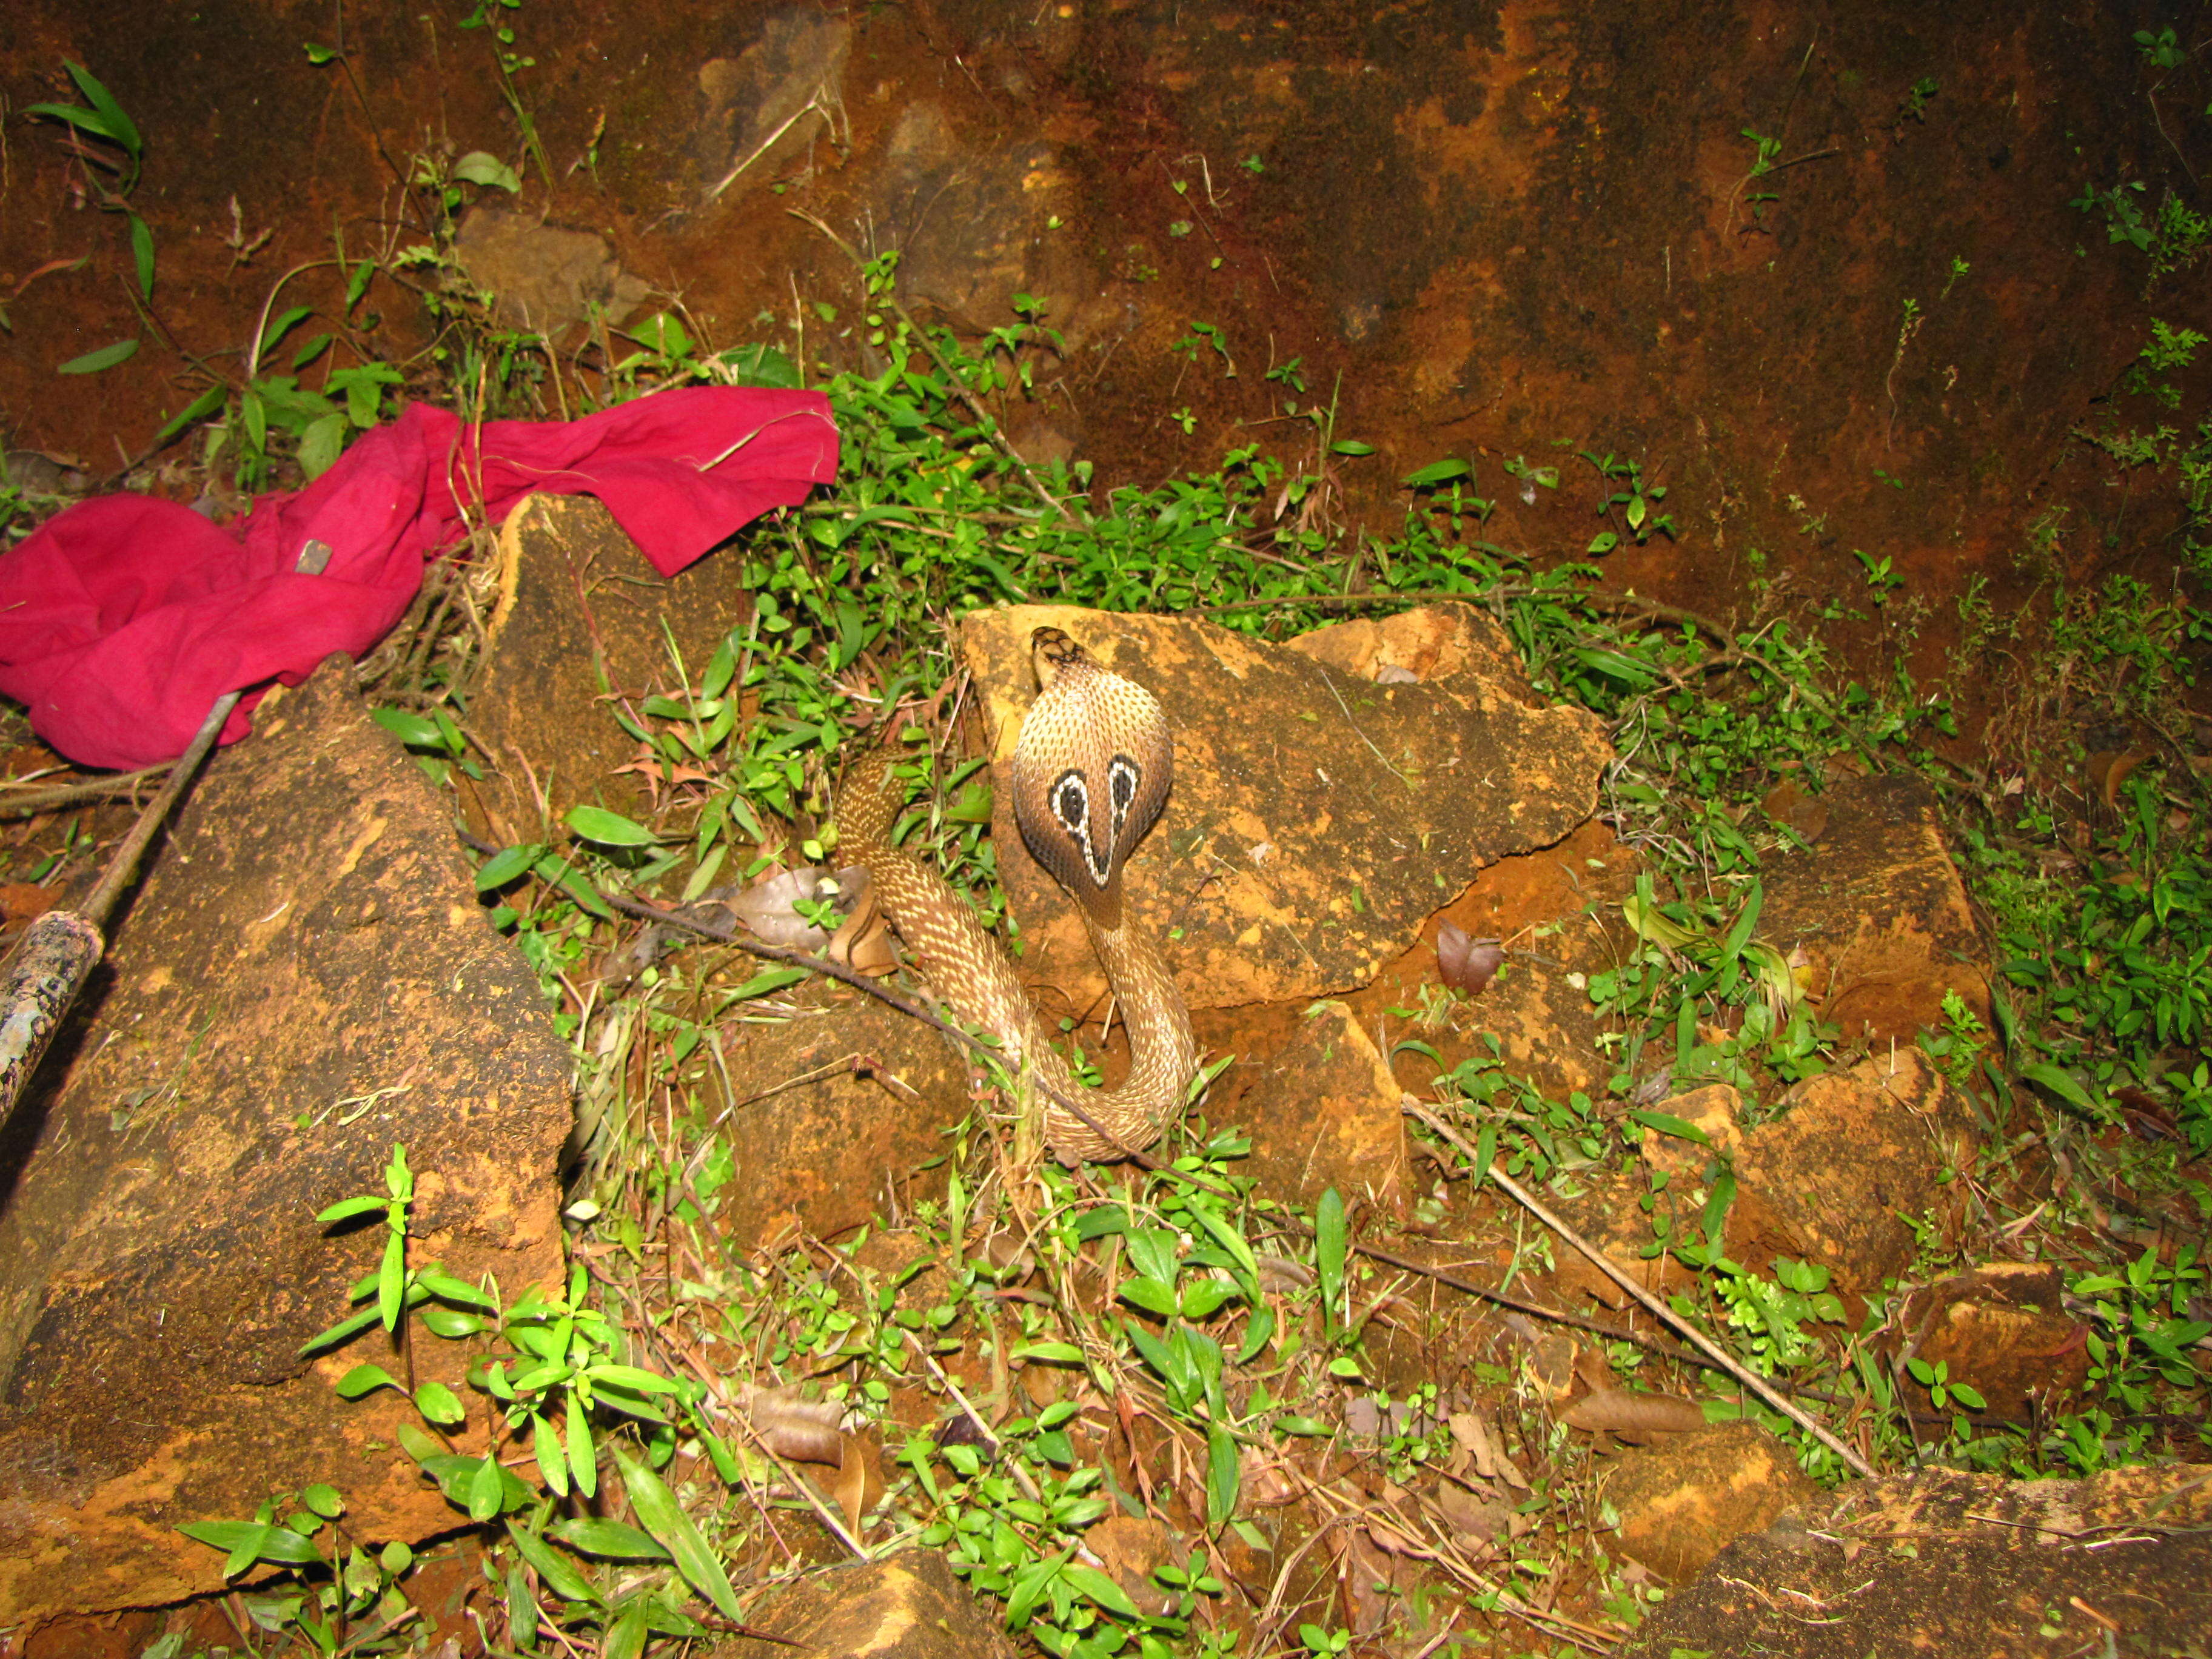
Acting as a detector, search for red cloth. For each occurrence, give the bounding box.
[0,386,839,769]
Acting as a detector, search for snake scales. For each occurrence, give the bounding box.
[836,627,1196,1162]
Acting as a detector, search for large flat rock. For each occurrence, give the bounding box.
[960,603,1612,1011]
[0,658,572,1623]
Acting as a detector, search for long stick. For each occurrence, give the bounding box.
[1405,1099,1874,1478]
[0,689,242,1123]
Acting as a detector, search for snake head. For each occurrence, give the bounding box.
[1008,629,1173,915]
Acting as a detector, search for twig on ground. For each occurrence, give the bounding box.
[1404,1098,1875,1478]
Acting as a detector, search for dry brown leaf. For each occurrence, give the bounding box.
[742,1384,846,1466]
[1761,778,1829,843]
[1436,921,1504,996]
[833,1429,885,1535]
[1255,1253,1315,1294]
[1342,1527,1396,1637]
[1447,1411,1528,1490]
[726,865,841,949]
[2093,748,2153,809]
[1559,1387,1708,1441]
[1523,1330,1580,1400]
[1429,1478,1510,1545]
[1574,1343,1620,1393]
[1085,1514,1179,1617]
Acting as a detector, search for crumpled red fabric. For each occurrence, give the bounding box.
[0,385,839,770]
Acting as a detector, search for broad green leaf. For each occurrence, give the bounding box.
[587,1363,681,1394]
[1205,1423,1239,1527]
[603,1598,649,1659]
[532,1411,569,1500]
[370,708,444,748]
[1185,1204,1260,1293]
[452,150,521,192]
[1315,1187,1347,1339]
[414,1267,494,1309]
[416,1303,488,1339]
[466,1453,506,1521]
[723,965,809,1001]
[335,1363,401,1399]
[1116,1275,1178,1318]
[414,1381,466,1426]
[565,805,657,846]
[1123,1228,1180,1285]
[611,1446,740,1620]
[1064,1562,1142,1618]
[475,841,545,891]
[1330,439,1376,456]
[1720,881,1765,965]
[506,1519,600,1603]
[66,62,142,159]
[1401,457,1471,487]
[58,338,139,375]
[2020,1061,2099,1113]
[128,213,155,300]
[1627,1110,1711,1146]
[1180,1278,1237,1319]
[153,382,227,444]
[567,1390,597,1499]
[297,411,347,480]
[375,1229,405,1332]
[177,1520,325,1569]
[314,1193,388,1225]
[549,1518,671,1560]
[1010,1341,1085,1364]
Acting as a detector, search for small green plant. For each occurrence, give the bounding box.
[2071,179,2212,285]
[1852,547,1906,605]
[1905,1356,1988,1417]
[1734,128,1784,226]
[2134,26,2187,70]
[2072,1247,2209,1415]
[1586,873,1832,1106]
[26,61,153,371]
[178,1486,421,1651]
[1579,449,1674,552]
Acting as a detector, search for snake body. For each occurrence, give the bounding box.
[837,628,1195,1162]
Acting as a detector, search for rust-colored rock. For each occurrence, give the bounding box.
[1735,1047,1980,1293]
[960,603,1612,1014]
[703,986,973,1250]
[1624,1048,1980,1297]
[733,1549,1017,1659]
[1602,1421,1820,1584]
[462,493,754,841]
[692,10,852,207]
[1897,1261,2090,1423]
[1233,1000,1410,1213]
[1621,1464,2212,1659]
[0,657,571,1624]
[1760,773,1992,1044]
[452,206,650,338]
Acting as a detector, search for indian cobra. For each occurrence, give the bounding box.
[836,627,1196,1163]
